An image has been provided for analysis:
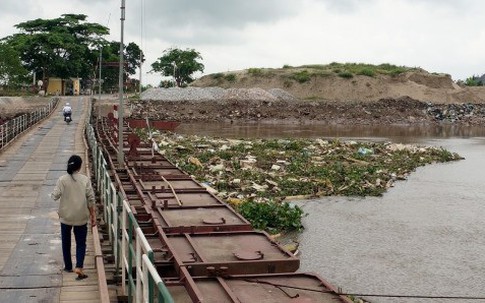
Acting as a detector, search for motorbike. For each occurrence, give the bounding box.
[64,113,72,124]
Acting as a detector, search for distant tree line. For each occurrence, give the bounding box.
[0,14,206,94]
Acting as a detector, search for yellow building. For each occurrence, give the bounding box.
[46,78,62,95]
[46,77,81,95]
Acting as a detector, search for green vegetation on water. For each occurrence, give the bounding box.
[140,130,462,234]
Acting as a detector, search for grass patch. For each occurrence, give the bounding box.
[338,71,354,79]
[224,74,237,82]
[304,96,320,100]
[295,63,411,77]
[357,68,376,77]
[248,68,264,76]
[291,70,311,83]
[204,62,414,83]
[211,73,224,79]
[286,69,332,84]
[300,64,328,70]
[246,68,277,78]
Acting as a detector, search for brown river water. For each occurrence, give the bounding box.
[176,122,485,303]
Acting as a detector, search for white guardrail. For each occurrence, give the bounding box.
[86,118,173,303]
[0,98,58,150]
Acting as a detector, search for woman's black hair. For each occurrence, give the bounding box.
[67,155,82,175]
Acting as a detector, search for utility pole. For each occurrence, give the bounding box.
[139,0,144,94]
[118,0,125,167]
[139,52,142,94]
[98,46,102,100]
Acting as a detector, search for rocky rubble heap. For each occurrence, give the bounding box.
[426,103,485,123]
[131,88,485,126]
[140,87,296,102]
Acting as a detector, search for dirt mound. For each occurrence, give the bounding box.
[402,72,455,89]
[192,67,485,104]
[126,65,485,127]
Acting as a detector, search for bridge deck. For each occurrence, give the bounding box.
[0,97,103,303]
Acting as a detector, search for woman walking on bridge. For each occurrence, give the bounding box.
[50,155,96,280]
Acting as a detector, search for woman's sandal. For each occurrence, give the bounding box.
[74,268,88,280]
[76,273,88,280]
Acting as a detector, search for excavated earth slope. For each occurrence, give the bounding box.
[132,70,485,126]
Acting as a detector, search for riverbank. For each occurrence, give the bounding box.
[129,96,485,126]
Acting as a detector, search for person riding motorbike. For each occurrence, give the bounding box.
[62,102,72,122]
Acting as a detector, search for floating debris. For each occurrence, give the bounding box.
[138,130,462,233]
[150,132,462,198]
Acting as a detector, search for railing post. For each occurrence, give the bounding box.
[136,230,142,303]
[115,192,122,282]
[121,199,128,296]
[96,148,102,190]
[0,125,3,149]
[127,204,134,303]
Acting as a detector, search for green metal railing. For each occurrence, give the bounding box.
[86,119,173,303]
[121,200,173,303]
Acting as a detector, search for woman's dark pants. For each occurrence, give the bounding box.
[61,223,87,270]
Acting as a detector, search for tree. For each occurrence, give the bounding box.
[125,42,145,75]
[97,41,145,93]
[151,47,204,87]
[464,75,483,86]
[0,42,28,88]
[2,14,109,90]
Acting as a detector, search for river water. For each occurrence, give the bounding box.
[177,122,485,303]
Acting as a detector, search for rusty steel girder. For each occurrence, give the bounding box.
[93,116,351,303]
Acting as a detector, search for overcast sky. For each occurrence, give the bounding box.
[1,0,485,86]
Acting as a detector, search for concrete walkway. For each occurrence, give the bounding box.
[0,96,101,303]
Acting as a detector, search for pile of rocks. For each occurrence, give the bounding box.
[426,103,485,123]
[140,87,296,102]
[132,89,485,126]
